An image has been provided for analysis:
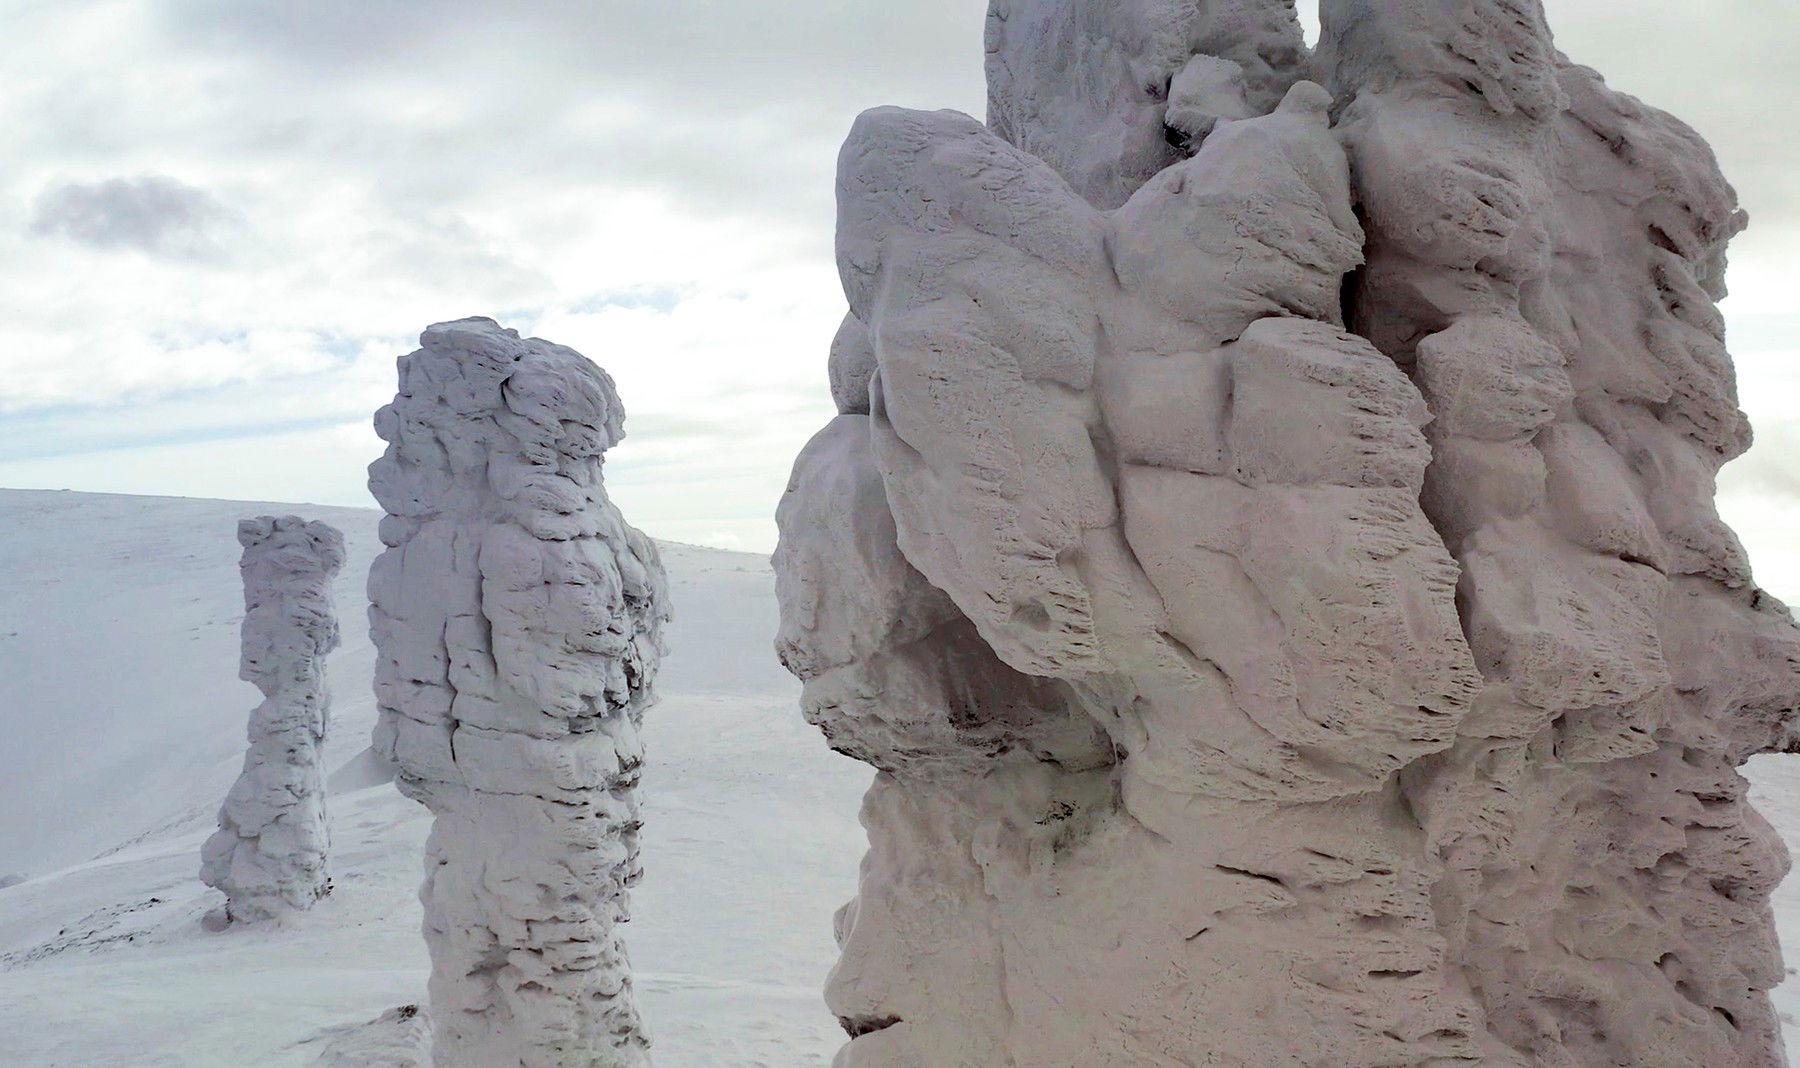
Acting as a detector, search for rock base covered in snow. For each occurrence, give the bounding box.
[200,515,345,926]
[368,318,669,1068]
[309,1004,432,1068]
[776,0,1800,1064]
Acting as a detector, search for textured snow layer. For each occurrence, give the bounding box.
[199,516,345,924]
[1321,0,1800,1061]
[2,490,1800,1064]
[778,0,1800,1063]
[368,319,670,1067]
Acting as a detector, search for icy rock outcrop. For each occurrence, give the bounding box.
[785,57,1487,1068]
[985,0,1307,208]
[777,0,1800,1064]
[1322,0,1800,1062]
[368,318,669,1068]
[200,515,345,926]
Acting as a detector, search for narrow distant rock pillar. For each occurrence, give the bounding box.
[200,515,345,926]
[368,318,669,1068]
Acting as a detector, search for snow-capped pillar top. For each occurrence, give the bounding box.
[236,516,345,692]
[984,0,1308,207]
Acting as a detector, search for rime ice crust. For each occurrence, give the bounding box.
[1323,1,1800,1063]
[985,0,1307,208]
[367,318,669,1068]
[779,0,1800,1064]
[785,79,1490,1065]
[200,516,345,925]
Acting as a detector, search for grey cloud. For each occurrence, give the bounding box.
[138,1,1797,251]
[144,1,986,236]
[156,1,986,110]
[28,174,233,258]
[1,0,1793,556]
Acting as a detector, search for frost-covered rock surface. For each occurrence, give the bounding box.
[776,0,1800,1064]
[985,0,1306,208]
[1320,1,1800,1062]
[368,318,670,1068]
[199,515,345,925]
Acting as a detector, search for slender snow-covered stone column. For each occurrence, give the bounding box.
[368,318,668,1068]
[200,515,345,926]
[776,0,1800,1064]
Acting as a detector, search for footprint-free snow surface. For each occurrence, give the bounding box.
[0,489,870,1066]
[2,487,1799,1064]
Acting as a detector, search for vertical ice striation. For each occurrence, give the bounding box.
[368,318,669,1068]
[777,0,1800,1064]
[200,515,345,926]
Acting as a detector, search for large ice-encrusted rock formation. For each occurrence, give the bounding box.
[200,515,345,926]
[368,318,669,1068]
[776,0,1800,1064]
[1320,1,1800,1062]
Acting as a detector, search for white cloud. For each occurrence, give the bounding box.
[0,0,1794,556]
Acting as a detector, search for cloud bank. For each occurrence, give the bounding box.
[29,174,232,258]
[0,0,1793,569]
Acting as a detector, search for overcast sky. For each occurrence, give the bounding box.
[2,2,1796,592]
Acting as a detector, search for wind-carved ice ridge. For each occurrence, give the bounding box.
[775,0,1800,1064]
[201,515,345,927]
[368,317,669,1068]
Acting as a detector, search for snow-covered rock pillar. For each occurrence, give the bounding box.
[200,515,345,926]
[368,317,669,1068]
[776,0,1800,1063]
[1320,0,1800,1062]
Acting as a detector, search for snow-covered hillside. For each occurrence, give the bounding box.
[3,488,1800,1064]
[0,489,870,1066]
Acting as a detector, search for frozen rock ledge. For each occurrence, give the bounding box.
[200,515,345,927]
[368,317,670,1068]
